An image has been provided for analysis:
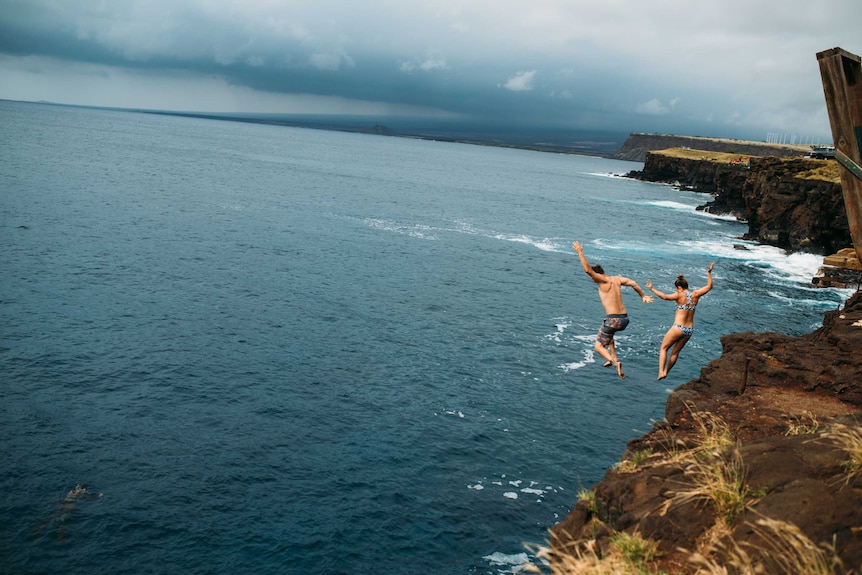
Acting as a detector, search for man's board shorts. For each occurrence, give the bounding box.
[597,314,629,347]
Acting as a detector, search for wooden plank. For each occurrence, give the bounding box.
[817,47,862,263]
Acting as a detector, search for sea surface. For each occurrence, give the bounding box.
[0,100,851,574]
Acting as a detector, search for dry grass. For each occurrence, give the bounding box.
[527,542,633,575]
[821,422,862,473]
[785,412,821,436]
[528,413,858,574]
[796,162,841,183]
[651,406,736,465]
[688,517,849,575]
[690,410,736,455]
[617,448,655,473]
[672,447,748,524]
[530,517,850,575]
[527,533,662,575]
[654,148,751,162]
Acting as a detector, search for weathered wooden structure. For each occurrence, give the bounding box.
[817,47,862,272]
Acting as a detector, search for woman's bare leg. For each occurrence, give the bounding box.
[658,329,683,380]
[664,336,690,377]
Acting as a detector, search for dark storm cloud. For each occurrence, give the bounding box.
[0,0,859,139]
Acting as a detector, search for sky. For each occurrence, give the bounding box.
[0,0,860,142]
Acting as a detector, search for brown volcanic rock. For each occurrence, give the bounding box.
[551,292,862,573]
[628,152,850,254]
[742,157,850,255]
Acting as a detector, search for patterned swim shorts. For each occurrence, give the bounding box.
[597,314,629,347]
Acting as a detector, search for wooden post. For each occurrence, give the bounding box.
[817,47,862,262]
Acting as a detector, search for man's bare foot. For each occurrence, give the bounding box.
[616,361,625,379]
[603,361,613,368]
[657,371,666,381]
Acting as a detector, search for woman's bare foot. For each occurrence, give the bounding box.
[616,361,625,379]
[603,361,613,368]
[657,371,667,380]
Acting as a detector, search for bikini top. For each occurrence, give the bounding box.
[676,290,697,311]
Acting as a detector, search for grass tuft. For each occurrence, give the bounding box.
[527,533,664,575]
[786,412,820,436]
[689,516,848,575]
[578,488,598,514]
[821,422,862,473]
[610,531,660,568]
[672,447,748,524]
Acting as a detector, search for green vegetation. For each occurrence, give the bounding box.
[785,412,821,436]
[610,531,660,569]
[577,488,597,514]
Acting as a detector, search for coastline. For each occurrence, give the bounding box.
[547,291,862,572]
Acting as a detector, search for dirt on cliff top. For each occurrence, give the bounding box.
[548,291,862,574]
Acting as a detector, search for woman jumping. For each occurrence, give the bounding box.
[646,262,714,380]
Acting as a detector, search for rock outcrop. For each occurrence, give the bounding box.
[628,152,850,254]
[550,292,862,574]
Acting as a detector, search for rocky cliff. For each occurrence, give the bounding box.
[614,133,810,163]
[548,292,862,574]
[628,152,850,254]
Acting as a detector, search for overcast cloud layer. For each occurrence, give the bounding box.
[0,0,859,140]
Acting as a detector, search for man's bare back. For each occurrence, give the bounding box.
[595,276,628,315]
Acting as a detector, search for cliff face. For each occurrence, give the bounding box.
[550,292,862,574]
[614,133,809,163]
[630,153,850,254]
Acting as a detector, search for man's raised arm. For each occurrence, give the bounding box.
[572,241,600,279]
[621,277,653,303]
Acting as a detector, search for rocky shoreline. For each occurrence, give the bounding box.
[549,292,862,573]
[623,149,861,291]
[546,146,862,573]
[625,151,850,255]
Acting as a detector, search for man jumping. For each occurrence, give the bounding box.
[572,241,652,379]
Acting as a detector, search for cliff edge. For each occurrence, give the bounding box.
[548,292,862,574]
[627,150,850,255]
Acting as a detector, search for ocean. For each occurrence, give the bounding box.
[0,100,850,574]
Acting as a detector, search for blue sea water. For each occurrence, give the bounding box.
[0,100,851,574]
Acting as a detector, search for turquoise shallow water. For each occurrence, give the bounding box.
[0,100,849,574]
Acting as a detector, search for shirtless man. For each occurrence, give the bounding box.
[572,241,653,378]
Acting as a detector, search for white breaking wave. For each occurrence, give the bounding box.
[585,171,628,179]
[678,240,825,284]
[493,233,561,252]
[484,551,531,568]
[362,216,570,253]
[644,199,698,212]
[638,198,741,222]
[361,217,439,240]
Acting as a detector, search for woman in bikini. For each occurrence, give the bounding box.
[646,262,714,380]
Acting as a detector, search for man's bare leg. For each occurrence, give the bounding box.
[595,340,624,379]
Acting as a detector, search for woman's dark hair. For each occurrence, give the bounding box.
[674,274,688,289]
